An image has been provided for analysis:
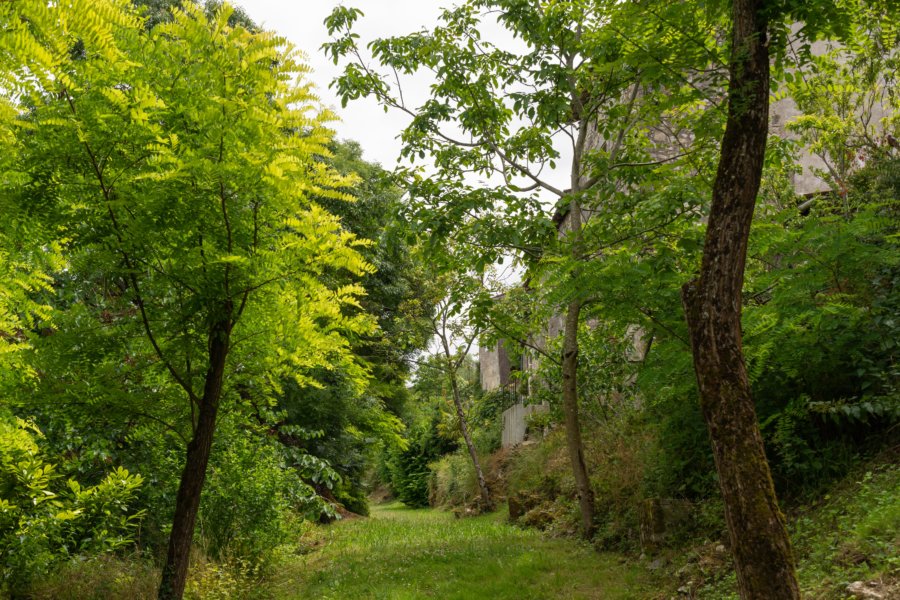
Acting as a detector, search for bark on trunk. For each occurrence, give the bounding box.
[681,1,800,597]
[158,318,232,600]
[561,298,596,538]
[559,186,594,539]
[448,368,493,509]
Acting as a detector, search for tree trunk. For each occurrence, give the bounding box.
[440,334,492,509]
[681,1,800,597]
[158,318,232,600]
[447,367,493,509]
[559,182,595,539]
[561,298,596,538]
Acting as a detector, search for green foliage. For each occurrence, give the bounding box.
[133,0,258,30]
[0,0,135,392]
[263,141,432,517]
[504,419,657,550]
[0,0,136,93]
[0,0,897,590]
[325,0,724,280]
[321,141,434,412]
[429,449,483,509]
[747,166,899,488]
[382,413,456,508]
[197,420,318,569]
[781,9,899,195]
[28,555,159,600]
[792,461,900,597]
[1,2,392,592]
[0,412,144,594]
[382,446,433,509]
[635,151,900,498]
[377,360,469,507]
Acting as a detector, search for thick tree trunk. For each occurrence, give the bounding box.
[561,298,596,538]
[158,318,232,600]
[447,368,493,509]
[681,1,800,598]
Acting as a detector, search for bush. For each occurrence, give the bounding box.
[0,412,144,595]
[381,405,457,508]
[505,430,570,502]
[429,450,479,508]
[644,393,717,499]
[382,442,434,508]
[197,423,315,570]
[638,157,900,500]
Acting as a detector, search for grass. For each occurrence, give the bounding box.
[27,455,895,599]
[694,454,900,599]
[791,458,900,598]
[27,555,159,600]
[269,502,654,600]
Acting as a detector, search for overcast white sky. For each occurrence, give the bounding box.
[238,1,451,169]
[237,1,537,353]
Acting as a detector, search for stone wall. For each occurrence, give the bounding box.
[479,341,511,392]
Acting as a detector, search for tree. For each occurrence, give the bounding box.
[679,0,898,596]
[318,140,437,418]
[0,0,136,381]
[679,0,801,594]
[429,281,493,509]
[783,5,900,201]
[246,140,437,516]
[324,0,646,537]
[22,4,374,597]
[131,0,258,30]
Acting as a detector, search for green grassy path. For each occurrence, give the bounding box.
[269,503,653,600]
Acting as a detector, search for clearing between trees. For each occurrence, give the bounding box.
[269,502,652,600]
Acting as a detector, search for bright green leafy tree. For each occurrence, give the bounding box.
[18,3,376,597]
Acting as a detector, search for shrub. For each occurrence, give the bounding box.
[382,442,434,508]
[197,423,315,570]
[639,157,900,500]
[0,412,144,595]
[429,450,479,508]
[381,408,456,508]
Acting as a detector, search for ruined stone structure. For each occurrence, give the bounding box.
[478,341,511,392]
[479,340,550,447]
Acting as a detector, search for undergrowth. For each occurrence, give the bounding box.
[693,453,900,599]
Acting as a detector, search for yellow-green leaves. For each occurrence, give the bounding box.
[19,2,380,419]
[0,0,136,93]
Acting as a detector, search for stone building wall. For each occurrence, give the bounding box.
[479,341,511,392]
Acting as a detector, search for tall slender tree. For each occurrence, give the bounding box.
[23,4,374,597]
[679,0,801,595]
[430,287,493,509]
[324,0,648,536]
[680,0,893,595]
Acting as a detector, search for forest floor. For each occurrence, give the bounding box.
[267,452,900,600]
[268,502,655,600]
[25,456,896,599]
